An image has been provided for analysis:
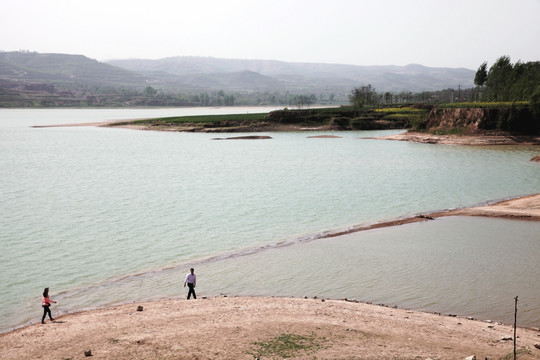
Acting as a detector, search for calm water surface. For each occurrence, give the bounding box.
[1,108,539,332]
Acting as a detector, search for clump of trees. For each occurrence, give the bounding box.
[348,85,475,107]
[349,84,377,109]
[474,56,540,103]
[347,56,540,110]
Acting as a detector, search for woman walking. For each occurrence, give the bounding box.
[41,287,56,324]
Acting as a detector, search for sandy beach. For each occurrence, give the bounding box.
[2,296,540,360]
[2,195,540,359]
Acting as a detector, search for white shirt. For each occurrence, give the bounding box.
[185,273,196,285]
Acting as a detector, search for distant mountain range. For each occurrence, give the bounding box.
[107,56,475,93]
[0,51,475,107]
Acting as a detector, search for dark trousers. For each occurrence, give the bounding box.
[187,283,196,299]
[42,305,53,322]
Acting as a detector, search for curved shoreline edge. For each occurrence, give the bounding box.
[318,193,540,241]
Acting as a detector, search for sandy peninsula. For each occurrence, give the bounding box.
[441,194,540,220]
[2,195,540,359]
[313,194,540,240]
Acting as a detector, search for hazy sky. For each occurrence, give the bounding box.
[2,0,539,70]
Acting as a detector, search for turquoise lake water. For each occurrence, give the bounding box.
[1,108,539,332]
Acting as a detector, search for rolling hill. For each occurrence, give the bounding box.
[0,51,147,88]
[0,51,476,107]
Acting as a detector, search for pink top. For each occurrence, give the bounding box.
[42,295,56,306]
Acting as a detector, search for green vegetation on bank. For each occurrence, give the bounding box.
[375,106,430,131]
[345,56,540,135]
[114,106,429,132]
[112,100,540,136]
[130,112,269,125]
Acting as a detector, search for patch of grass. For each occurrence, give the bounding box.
[376,108,429,131]
[376,107,427,114]
[499,347,532,360]
[132,112,269,125]
[247,332,328,359]
[383,113,426,121]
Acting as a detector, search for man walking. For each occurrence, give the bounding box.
[184,268,197,299]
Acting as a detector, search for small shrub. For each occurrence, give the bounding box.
[330,116,351,128]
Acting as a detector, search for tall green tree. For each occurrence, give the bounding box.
[473,62,488,101]
[485,56,513,101]
[474,62,488,87]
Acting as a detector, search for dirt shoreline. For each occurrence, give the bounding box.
[376,131,540,146]
[1,296,539,360]
[2,195,540,359]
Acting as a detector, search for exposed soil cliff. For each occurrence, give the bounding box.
[381,105,540,145]
[425,106,538,134]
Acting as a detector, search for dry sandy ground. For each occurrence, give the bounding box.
[443,194,540,220]
[2,196,540,359]
[2,296,540,360]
